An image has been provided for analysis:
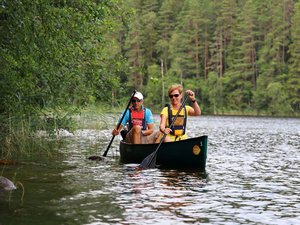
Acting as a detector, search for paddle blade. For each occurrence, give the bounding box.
[139,151,157,169]
[88,156,105,161]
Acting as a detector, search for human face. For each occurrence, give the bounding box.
[132,98,142,110]
[169,90,181,105]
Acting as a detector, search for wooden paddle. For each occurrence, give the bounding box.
[139,95,189,169]
[88,90,136,160]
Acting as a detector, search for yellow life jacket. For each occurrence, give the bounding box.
[167,104,187,136]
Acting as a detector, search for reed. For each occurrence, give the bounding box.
[0,114,69,159]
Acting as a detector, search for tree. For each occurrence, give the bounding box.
[124,0,160,92]
[168,0,205,80]
[210,0,237,78]
[254,0,295,113]
[0,0,124,139]
[156,0,183,75]
[222,0,258,111]
[288,1,300,112]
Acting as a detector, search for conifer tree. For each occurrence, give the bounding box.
[210,0,237,78]
[169,0,205,80]
[223,0,258,111]
[255,0,294,113]
[288,1,300,112]
[124,0,160,91]
[156,0,183,75]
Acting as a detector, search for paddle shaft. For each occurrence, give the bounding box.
[140,95,190,169]
[102,90,137,157]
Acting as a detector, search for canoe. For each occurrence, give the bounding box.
[119,135,208,171]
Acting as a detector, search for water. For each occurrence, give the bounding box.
[1,115,299,225]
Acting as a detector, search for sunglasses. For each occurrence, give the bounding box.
[132,99,141,103]
[169,94,180,98]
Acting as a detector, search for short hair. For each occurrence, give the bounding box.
[168,84,183,96]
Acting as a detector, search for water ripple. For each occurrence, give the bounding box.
[3,116,299,225]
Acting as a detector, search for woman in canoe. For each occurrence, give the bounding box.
[159,84,201,142]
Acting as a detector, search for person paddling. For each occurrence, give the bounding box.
[159,84,201,142]
[111,91,158,144]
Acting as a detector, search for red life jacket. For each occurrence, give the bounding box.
[128,107,147,130]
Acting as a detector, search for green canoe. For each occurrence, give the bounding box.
[119,135,208,171]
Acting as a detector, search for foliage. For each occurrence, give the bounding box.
[288,1,300,112]
[0,0,125,151]
[118,0,299,117]
[1,0,300,154]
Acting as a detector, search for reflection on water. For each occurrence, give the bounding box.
[1,116,299,224]
[114,167,209,224]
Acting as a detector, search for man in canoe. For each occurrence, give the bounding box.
[159,84,201,142]
[112,91,159,144]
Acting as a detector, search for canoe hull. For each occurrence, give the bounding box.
[119,135,208,171]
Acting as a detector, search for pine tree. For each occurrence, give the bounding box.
[254,0,295,113]
[210,0,237,78]
[288,1,300,112]
[124,0,160,91]
[169,0,208,80]
[125,18,145,90]
[222,0,258,111]
[156,0,183,75]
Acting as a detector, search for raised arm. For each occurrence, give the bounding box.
[185,89,201,116]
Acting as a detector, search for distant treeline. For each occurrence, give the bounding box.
[120,0,300,116]
[1,0,300,143]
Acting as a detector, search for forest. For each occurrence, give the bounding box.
[1,0,300,150]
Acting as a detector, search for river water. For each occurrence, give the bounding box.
[1,115,299,225]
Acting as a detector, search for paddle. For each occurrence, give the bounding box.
[88,90,136,160]
[139,94,189,169]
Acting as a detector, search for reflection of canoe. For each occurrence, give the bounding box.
[119,135,208,171]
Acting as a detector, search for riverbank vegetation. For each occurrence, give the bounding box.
[1,0,300,154]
